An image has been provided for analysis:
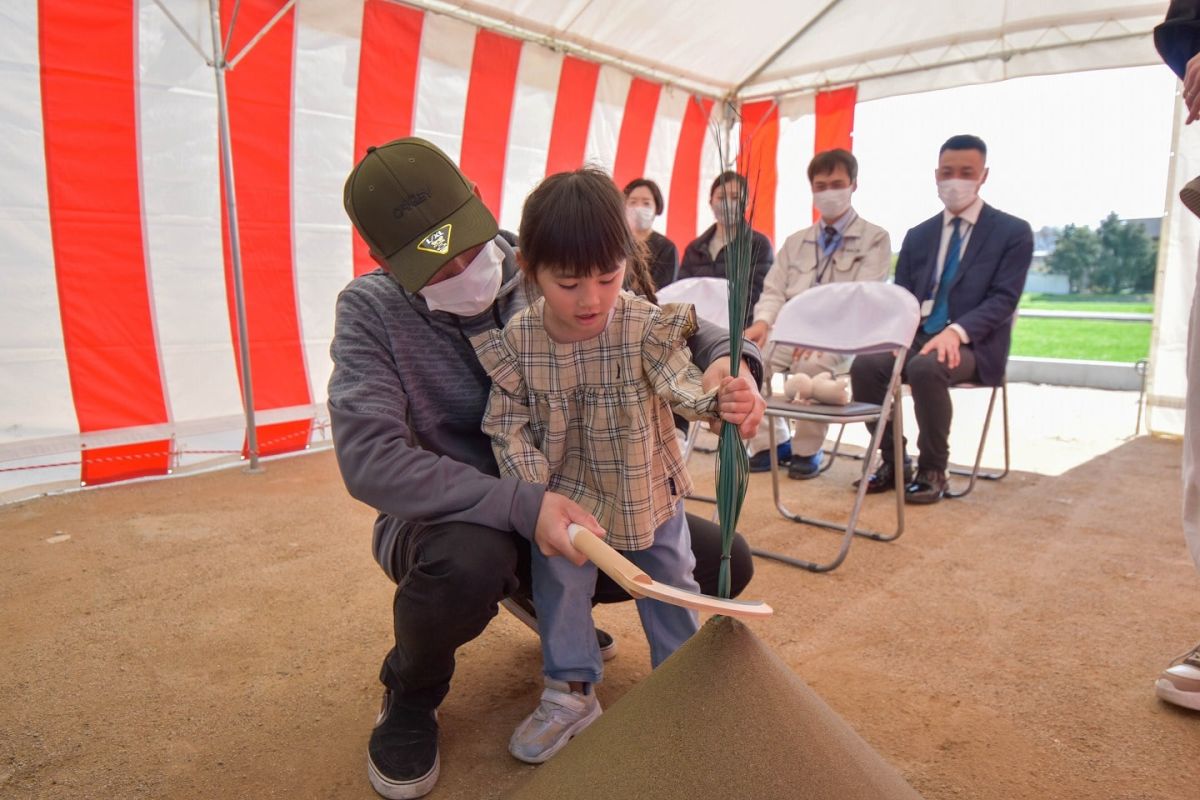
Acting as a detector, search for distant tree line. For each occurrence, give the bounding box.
[1043,213,1157,294]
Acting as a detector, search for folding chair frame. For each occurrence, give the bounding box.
[813,379,1010,500]
[751,348,909,573]
[679,421,718,507]
[945,381,1010,499]
[657,276,729,509]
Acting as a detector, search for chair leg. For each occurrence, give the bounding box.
[753,355,907,572]
[817,424,847,474]
[946,384,1009,498]
[681,421,718,506]
[681,421,699,460]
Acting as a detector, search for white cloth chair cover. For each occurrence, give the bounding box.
[769,281,919,355]
[656,277,730,331]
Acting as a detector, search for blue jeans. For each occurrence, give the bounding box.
[530,502,701,684]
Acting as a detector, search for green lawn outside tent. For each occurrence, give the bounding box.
[1009,294,1151,363]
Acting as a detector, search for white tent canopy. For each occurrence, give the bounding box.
[406,1,1165,100]
[0,0,1184,501]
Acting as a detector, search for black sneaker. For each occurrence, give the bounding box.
[595,628,617,661]
[367,689,440,799]
[501,595,618,661]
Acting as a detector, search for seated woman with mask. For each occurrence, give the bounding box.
[677,171,774,327]
[623,178,679,291]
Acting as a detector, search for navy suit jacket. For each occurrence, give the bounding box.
[895,203,1034,386]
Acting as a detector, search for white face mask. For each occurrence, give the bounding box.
[937,179,979,213]
[626,205,655,232]
[812,188,852,221]
[419,239,504,317]
[712,199,734,225]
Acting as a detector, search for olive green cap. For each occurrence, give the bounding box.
[343,137,499,292]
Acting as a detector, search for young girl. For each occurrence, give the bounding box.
[472,168,747,765]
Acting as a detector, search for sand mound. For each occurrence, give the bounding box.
[506,615,924,799]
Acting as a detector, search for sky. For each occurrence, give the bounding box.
[832,65,1180,244]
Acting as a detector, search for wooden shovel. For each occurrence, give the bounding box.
[567,524,773,619]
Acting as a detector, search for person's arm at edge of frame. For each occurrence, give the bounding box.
[1155,1,1200,81]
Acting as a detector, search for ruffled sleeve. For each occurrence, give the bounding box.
[641,302,719,422]
[471,329,550,485]
[473,329,525,396]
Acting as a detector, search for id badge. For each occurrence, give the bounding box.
[920,299,934,317]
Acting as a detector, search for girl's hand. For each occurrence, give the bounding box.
[715,374,765,439]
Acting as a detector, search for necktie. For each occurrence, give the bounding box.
[821,225,838,256]
[923,217,962,334]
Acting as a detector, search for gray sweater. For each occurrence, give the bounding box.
[328,235,758,580]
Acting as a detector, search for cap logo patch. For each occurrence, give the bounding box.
[417,224,452,255]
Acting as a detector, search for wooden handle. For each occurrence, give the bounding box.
[567,524,772,618]
[568,524,650,598]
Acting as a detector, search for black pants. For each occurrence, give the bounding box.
[380,512,754,710]
[849,331,978,472]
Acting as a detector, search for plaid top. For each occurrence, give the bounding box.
[473,293,719,550]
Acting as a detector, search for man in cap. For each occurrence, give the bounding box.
[330,137,767,798]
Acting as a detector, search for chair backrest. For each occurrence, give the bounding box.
[656,277,729,330]
[769,281,920,355]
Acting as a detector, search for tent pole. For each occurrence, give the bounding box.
[209,0,262,473]
[730,0,846,97]
[1145,87,1186,436]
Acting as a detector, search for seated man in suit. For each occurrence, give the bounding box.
[850,134,1033,504]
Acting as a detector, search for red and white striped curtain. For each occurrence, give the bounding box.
[1,0,854,497]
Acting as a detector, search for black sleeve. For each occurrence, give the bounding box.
[677,239,704,280]
[651,237,680,289]
[1156,0,1200,80]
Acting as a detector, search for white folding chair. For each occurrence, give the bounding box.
[945,379,1010,499]
[656,277,730,331]
[755,282,920,573]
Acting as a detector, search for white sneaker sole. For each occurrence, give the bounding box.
[508,701,603,765]
[368,751,440,799]
[1152,681,1200,710]
[1155,678,1200,711]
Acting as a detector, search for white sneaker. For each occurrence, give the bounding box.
[509,679,602,764]
[1155,640,1200,711]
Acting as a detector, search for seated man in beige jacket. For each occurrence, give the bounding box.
[745,149,891,479]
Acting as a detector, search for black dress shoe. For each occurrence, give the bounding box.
[854,459,913,494]
[905,468,947,504]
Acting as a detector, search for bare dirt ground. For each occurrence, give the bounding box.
[2,385,1200,799]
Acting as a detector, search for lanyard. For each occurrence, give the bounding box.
[812,240,837,285]
[812,213,854,285]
